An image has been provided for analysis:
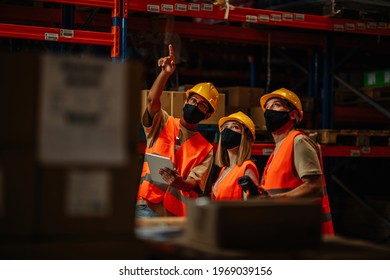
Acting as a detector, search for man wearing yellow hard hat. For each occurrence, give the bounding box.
[137,44,220,217]
[259,88,334,235]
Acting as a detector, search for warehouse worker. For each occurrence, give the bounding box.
[258,88,334,235]
[137,44,220,217]
[211,111,260,200]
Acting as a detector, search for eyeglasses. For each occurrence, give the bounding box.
[187,96,209,114]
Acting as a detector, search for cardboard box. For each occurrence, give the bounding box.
[140,90,225,125]
[36,57,144,236]
[0,53,148,259]
[220,86,264,107]
[140,90,178,118]
[250,107,266,130]
[37,164,141,236]
[201,93,225,125]
[185,198,322,250]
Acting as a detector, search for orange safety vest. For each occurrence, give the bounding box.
[261,130,335,235]
[211,160,259,200]
[212,160,259,200]
[138,116,213,216]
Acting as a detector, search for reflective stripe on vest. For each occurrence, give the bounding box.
[138,116,213,216]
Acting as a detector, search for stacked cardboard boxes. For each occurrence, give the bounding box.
[0,52,148,259]
[219,86,266,131]
[140,90,226,125]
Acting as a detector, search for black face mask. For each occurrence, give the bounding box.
[183,104,207,124]
[221,128,242,150]
[264,109,291,132]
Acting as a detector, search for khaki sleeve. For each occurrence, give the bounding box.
[293,135,322,179]
[142,109,169,149]
[187,150,214,192]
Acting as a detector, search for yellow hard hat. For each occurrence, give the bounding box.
[219,111,256,141]
[186,82,219,113]
[260,88,303,121]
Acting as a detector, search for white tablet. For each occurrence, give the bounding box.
[145,153,176,185]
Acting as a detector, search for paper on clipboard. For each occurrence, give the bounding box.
[145,153,176,185]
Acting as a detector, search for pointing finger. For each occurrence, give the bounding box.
[168,44,175,59]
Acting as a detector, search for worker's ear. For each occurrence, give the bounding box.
[290,109,299,121]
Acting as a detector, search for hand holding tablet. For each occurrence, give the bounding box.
[144,153,176,184]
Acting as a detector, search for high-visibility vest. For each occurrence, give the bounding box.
[138,116,213,216]
[212,160,259,200]
[261,130,335,235]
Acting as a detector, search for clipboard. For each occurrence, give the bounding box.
[145,153,176,185]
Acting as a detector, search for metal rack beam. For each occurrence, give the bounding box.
[0,23,113,46]
[125,16,327,47]
[128,0,390,37]
[0,1,124,58]
[38,0,116,9]
[137,142,390,158]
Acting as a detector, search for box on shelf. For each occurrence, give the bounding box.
[140,90,186,118]
[140,90,225,125]
[249,106,266,131]
[219,86,264,107]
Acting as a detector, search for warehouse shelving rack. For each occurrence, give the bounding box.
[1,0,390,245]
[2,1,390,124]
[128,0,390,36]
[1,0,389,157]
[2,1,390,55]
[0,0,126,61]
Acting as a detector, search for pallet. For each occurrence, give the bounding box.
[304,129,390,146]
[335,87,390,107]
[362,86,390,100]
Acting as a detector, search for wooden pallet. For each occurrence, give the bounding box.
[303,129,390,146]
[362,86,390,100]
[335,87,390,106]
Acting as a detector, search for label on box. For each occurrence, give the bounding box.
[65,169,111,217]
[38,54,126,164]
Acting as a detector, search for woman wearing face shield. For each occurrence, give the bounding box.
[211,111,259,201]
